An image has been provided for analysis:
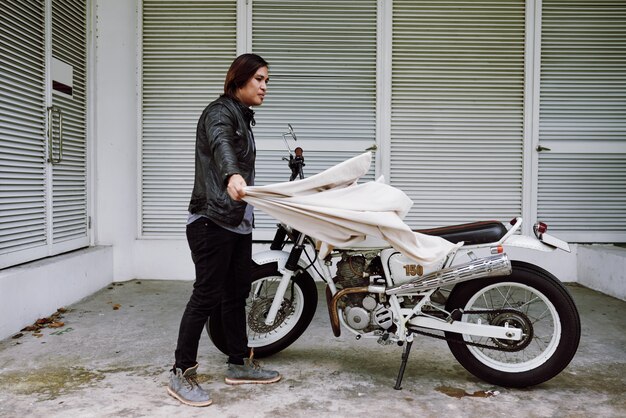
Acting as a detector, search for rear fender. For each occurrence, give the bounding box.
[503,234,570,253]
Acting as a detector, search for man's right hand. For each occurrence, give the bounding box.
[227,174,247,201]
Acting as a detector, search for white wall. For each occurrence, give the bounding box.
[94,0,138,281]
[134,240,194,280]
[578,245,626,301]
[91,0,207,283]
[0,247,113,340]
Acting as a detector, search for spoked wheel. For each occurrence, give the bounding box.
[445,261,581,387]
[207,263,318,358]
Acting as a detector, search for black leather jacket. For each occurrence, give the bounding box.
[188,95,256,226]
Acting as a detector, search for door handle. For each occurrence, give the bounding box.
[47,106,63,164]
[536,145,551,152]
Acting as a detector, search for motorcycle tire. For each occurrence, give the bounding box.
[206,262,318,358]
[444,260,581,388]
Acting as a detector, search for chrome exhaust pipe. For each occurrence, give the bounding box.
[386,253,512,295]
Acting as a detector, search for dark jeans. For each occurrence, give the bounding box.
[174,218,252,370]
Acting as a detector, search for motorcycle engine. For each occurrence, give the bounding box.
[335,251,392,332]
[336,252,371,288]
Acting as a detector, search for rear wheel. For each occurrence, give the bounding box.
[207,262,318,358]
[445,261,581,387]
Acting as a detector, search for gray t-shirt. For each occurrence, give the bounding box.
[187,203,253,234]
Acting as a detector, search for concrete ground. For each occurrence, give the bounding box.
[0,280,624,418]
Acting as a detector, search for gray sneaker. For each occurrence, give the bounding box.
[167,363,212,407]
[225,359,281,385]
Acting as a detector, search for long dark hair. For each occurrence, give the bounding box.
[223,53,269,97]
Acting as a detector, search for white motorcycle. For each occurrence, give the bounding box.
[207,125,581,389]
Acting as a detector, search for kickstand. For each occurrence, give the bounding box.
[393,340,413,390]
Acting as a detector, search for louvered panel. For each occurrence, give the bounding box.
[252,0,377,139]
[538,154,626,230]
[141,0,237,235]
[251,0,377,233]
[254,150,376,230]
[538,1,626,241]
[0,1,46,260]
[51,0,88,243]
[390,1,525,229]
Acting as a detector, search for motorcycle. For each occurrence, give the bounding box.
[207,125,581,389]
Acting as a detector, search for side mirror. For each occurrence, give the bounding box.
[287,123,298,141]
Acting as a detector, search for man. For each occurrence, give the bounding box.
[168,54,279,408]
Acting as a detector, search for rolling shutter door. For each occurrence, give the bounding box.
[0,2,47,267]
[50,0,88,247]
[391,1,526,229]
[251,0,378,232]
[538,1,626,242]
[141,0,238,236]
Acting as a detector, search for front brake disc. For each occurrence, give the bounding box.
[248,298,292,333]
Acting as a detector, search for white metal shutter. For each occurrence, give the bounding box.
[141,0,238,236]
[391,1,526,229]
[251,0,378,232]
[50,0,88,246]
[538,1,626,242]
[0,1,47,266]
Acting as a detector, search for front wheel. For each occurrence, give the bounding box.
[207,262,318,358]
[445,261,581,387]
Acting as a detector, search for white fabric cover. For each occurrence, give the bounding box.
[243,152,461,265]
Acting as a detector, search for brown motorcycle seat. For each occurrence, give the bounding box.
[415,221,508,245]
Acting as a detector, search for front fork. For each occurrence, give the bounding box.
[264,231,307,326]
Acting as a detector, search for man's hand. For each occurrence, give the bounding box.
[227,174,247,201]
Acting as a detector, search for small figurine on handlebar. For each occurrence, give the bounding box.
[289,147,305,181]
